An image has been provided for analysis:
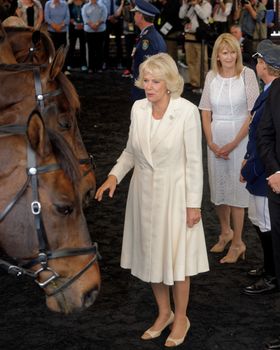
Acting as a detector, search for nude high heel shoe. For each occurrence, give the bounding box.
[220,243,246,264]
[165,316,190,347]
[141,311,174,340]
[210,230,234,253]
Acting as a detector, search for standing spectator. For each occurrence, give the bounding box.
[82,0,107,73]
[241,40,280,296]
[16,0,43,29]
[44,0,70,50]
[199,33,259,263]
[230,24,255,69]
[237,0,267,43]
[95,53,209,348]
[114,0,137,78]
[212,0,233,35]
[130,0,167,101]
[256,44,280,350]
[67,0,88,72]
[179,0,212,91]
[103,0,124,70]
[155,0,183,62]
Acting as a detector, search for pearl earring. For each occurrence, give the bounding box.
[167,90,171,94]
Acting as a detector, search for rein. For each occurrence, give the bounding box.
[0,124,100,297]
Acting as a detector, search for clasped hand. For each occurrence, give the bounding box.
[209,141,237,160]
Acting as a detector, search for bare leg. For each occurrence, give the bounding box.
[210,205,233,252]
[165,277,190,346]
[220,206,246,263]
[148,283,172,330]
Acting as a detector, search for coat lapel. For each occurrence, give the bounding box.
[136,100,153,167]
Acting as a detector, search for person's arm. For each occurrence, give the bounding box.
[114,0,124,18]
[184,103,203,227]
[35,1,43,29]
[194,0,212,21]
[257,84,280,192]
[243,2,257,19]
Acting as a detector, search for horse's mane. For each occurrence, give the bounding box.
[47,129,81,186]
[58,72,80,112]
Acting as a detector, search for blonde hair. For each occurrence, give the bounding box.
[211,33,243,76]
[135,53,184,98]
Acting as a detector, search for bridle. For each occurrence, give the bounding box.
[0,63,96,174]
[0,123,100,297]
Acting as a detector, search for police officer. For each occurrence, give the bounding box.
[130,0,167,101]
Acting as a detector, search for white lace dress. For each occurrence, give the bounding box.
[199,67,259,206]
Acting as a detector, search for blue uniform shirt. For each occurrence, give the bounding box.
[131,24,167,101]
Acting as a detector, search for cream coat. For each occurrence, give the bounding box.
[110,97,209,285]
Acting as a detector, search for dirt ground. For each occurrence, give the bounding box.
[0,69,279,350]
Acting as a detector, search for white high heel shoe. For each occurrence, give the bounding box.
[141,311,174,340]
[165,316,190,347]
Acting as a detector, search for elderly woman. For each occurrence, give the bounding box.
[199,33,259,263]
[16,0,43,29]
[95,53,209,347]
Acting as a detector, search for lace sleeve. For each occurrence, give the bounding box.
[198,71,215,111]
[243,67,259,111]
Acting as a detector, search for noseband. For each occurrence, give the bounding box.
[0,124,100,297]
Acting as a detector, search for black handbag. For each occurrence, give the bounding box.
[195,16,218,42]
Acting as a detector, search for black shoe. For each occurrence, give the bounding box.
[242,276,278,295]
[247,267,265,277]
[265,336,280,349]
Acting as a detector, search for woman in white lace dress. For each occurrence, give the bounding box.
[199,33,259,263]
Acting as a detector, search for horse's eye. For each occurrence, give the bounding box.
[55,204,73,216]
[58,120,72,130]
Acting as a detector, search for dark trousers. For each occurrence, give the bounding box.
[124,33,136,71]
[68,29,87,67]
[254,225,275,276]
[48,31,68,70]
[85,31,105,71]
[48,31,67,50]
[104,20,123,65]
[268,199,280,284]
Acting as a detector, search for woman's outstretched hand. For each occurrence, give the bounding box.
[95,175,117,201]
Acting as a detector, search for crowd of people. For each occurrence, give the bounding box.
[2,0,280,348]
[2,0,276,81]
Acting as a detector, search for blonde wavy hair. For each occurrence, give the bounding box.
[135,53,184,98]
[211,33,243,76]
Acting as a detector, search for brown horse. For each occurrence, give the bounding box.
[0,111,100,313]
[0,45,96,206]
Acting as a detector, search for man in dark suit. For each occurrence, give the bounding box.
[240,40,280,297]
[130,0,167,101]
[256,41,280,350]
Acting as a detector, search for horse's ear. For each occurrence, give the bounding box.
[48,45,68,80]
[27,111,51,157]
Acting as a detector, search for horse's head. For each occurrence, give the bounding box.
[0,111,101,313]
[0,21,17,63]
[0,44,96,207]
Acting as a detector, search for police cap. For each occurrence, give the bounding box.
[130,0,160,17]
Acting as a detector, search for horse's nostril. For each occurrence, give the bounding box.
[83,287,99,308]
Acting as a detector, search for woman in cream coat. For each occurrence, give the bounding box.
[96,53,209,348]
